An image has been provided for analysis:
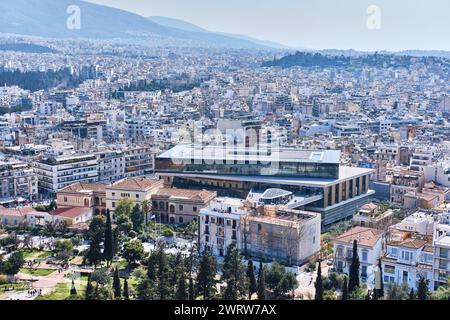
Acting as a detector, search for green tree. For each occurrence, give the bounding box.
[314,260,324,300]
[189,277,195,300]
[113,266,121,299]
[348,240,360,293]
[386,283,410,300]
[417,276,429,300]
[156,246,171,300]
[222,243,247,300]
[70,279,77,296]
[54,239,74,260]
[176,271,188,300]
[147,251,158,281]
[86,215,106,268]
[430,282,450,300]
[141,199,151,225]
[257,261,266,300]
[409,288,415,300]
[123,278,130,300]
[122,239,146,265]
[5,251,25,275]
[103,209,114,266]
[246,259,257,300]
[115,198,134,217]
[196,249,217,299]
[377,259,384,297]
[112,227,120,255]
[341,276,348,300]
[131,204,144,232]
[85,275,94,300]
[265,262,298,298]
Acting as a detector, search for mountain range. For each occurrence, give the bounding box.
[0,0,288,49]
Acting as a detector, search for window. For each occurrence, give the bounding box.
[193,206,197,212]
[258,224,262,232]
[384,265,395,274]
[402,251,412,261]
[112,202,116,208]
[390,248,398,257]
[362,250,368,262]
[136,194,139,199]
[179,217,184,224]
[179,205,183,211]
[402,271,408,283]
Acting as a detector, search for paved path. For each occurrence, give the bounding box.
[32,269,70,295]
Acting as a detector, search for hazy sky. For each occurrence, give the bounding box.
[86,0,449,51]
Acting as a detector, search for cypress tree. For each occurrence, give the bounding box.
[417,276,429,300]
[147,252,157,281]
[113,266,121,299]
[176,271,188,300]
[189,277,195,300]
[222,243,247,300]
[123,278,130,300]
[131,204,144,232]
[257,261,266,300]
[112,227,120,256]
[314,260,324,300]
[409,288,415,300]
[341,276,348,300]
[196,249,217,300]
[70,279,77,296]
[348,240,360,293]
[246,259,257,300]
[85,276,93,300]
[378,259,384,297]
[104,209,114,266]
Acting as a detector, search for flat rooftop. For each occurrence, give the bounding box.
[159,166,374,188]
[157,144,340,165]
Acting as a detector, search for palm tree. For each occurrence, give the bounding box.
[141,200,152,225]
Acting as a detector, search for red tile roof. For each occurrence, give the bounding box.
[110,178,162,191]
[334,226,383,247]
[50,207,91,219]
[153,188,216,202]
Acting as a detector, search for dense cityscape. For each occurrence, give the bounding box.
[0,0,449,306]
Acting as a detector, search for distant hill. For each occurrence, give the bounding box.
[148,16,207,33]
[0,43,57,53]
[0,0,281,49]
[147,16,291,49]
[262,51,450,69]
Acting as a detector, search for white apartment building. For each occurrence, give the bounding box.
[124,146,155,179]
[333,227,384,287]
[33,154,99,195]
[199,197,247,257]
[96,150,126,183]
[381,237,434,292]
[0,160,38,202]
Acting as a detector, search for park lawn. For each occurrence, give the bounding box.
[19,268,55,276]
[0,282,30,292]
[22,248,52,260]
[36,281,85,300]
[79,275,89,281]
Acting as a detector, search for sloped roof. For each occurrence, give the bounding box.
[110,178,161,191]
[59,182,106,193]
[334,226,383,247]
[154,188,216,202]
